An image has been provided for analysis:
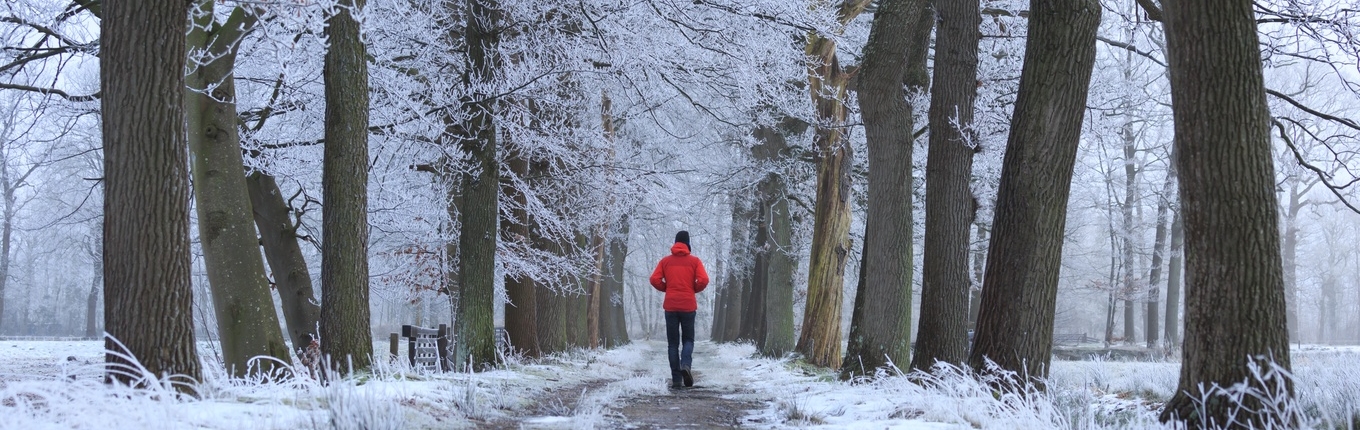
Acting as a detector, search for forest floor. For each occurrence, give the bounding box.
[6,339,1360,428]
[483,340,770,429]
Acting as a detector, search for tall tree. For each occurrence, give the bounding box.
[795,0,871,369]
[185,2,290,376]
[1157,0,1293,423]
[101,0,202,390]
[1120,121,1139,344]
[842,0,931,378]
[452,0,502,370]
[319,0,374,372]
[966,0,1099,380]
[911,0,981,372]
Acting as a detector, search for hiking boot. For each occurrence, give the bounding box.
[680,366,693,387]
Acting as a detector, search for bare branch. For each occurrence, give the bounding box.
[1273,119,1360,214]
[0,83,99,102]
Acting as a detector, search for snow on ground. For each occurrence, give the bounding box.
[2,339,1360,429]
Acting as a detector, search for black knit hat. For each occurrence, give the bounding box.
[675,230,691,253]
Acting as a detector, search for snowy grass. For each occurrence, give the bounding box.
[4,339,1360,429]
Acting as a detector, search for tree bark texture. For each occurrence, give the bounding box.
[319,0,374,372]
[914,0,982,373]
[453,0,502,370]
[185,3,290,377]
[101,0,202,389]
[1159,0,1293,423]
[246,172,322,350]
[843,0,931,377]
[795,0,870,369]
[966,0,1099,381]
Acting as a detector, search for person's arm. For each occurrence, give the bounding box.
[693,258,710,293]
[650,259,667,291]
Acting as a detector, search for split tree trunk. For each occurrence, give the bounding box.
[246,172,322,349]
[795,0,871,369]
[185,3,290,377]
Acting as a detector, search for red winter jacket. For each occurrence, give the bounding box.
[649,242,710,312]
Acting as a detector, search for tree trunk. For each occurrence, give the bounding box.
[319,0,374,372]
[452,0,502,371]
[588,229,606,348]
[185,3,290,377]
[716,200,752,343]
[101,0,202,390]
[602,215,630,348]
[1145,173,1174,349]
[1282,183,1302,342]
[739,200,768,344]
[0,156,11,334]
[534,213,568,354]
[246,172,322,350]
[1163,212,1183,345]
[913,0,981,373]
[843,0,930,378]
[86,262,100,338]
[502,146,539,357]
[762,177,796,357]
[966,0,1099,380]
[1121,130,1138,345]
[1158,0,1293,424]
[796,0,870,368]
[968,223,986,331]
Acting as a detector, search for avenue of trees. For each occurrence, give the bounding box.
[2,0,1358,425]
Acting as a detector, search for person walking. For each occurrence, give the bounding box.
[650,230,709,388]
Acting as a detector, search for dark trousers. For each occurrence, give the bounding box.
[665,311,696,382]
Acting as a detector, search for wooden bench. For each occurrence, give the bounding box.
[1053,333,1093,346]
[390,324,450,371]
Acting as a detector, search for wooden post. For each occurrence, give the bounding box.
[389,332,399,361]
[402,324,415,367]
[438,323,450,371]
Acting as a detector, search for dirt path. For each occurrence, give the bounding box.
[607,385,764,428]
[504,341,771,429]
